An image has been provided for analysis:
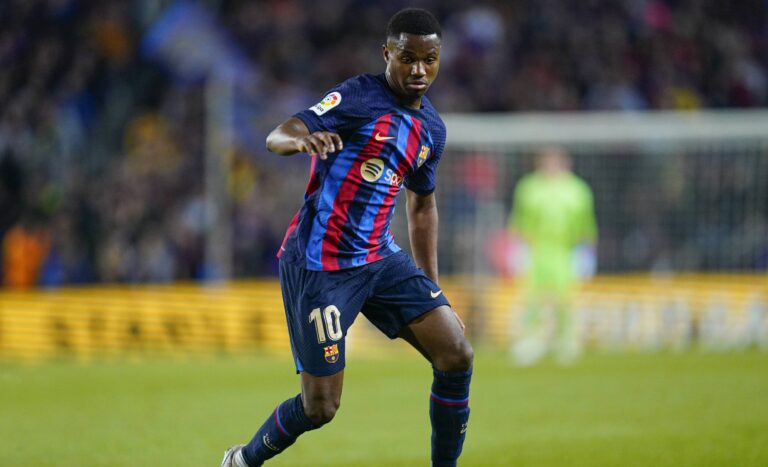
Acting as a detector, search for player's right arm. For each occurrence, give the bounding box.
[577,180,598,245]
[266,117,343,160]
[509,177,532,243]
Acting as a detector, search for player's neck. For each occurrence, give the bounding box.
[399,97,422,110]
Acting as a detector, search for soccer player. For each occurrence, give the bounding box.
[509,147,597,366]
[221,8,473,467]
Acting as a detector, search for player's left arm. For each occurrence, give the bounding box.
[405,189,439,282]
[578,181,598,244]
[572,180,599,280]
[406,188,466,332]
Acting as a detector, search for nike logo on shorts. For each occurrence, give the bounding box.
[430,290,443,298]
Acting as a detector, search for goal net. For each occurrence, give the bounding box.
[388,110,768,350]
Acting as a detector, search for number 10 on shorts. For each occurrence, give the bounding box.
[309,305,342,343]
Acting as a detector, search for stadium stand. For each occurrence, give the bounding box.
[1,0,767,286]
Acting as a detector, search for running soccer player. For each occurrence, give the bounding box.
[509,147,598,366]
[221,8,473,467]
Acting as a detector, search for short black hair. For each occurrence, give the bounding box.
[385,8,441,40]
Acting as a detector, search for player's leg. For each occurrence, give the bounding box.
[399,305,473,372]
[552,284,580,365]
[361,252,472,467]
[399,306,473,467]
[512,286,548,366]
[234,372,343,467]
[300,370,344,425]
[225,261,367,467]
[513,259,554,366]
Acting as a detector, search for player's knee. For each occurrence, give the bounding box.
[434,339,474,373]
[303,397,340,427]
[454,340,474,371]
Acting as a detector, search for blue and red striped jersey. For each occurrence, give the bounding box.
[278,73,446,271]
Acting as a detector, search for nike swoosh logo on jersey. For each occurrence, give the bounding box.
[430,290,443,298]
[374,132,395,141]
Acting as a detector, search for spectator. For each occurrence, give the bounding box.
[3,212,51,289]
[0,0,766,286]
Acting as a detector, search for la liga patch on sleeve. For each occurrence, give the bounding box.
[310,91,342,116]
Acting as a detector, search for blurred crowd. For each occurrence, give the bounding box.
[222,0,768,111]
[1,0,767,287]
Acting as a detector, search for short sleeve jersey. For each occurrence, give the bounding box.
[278,73,447,271]
[510,172,597,253]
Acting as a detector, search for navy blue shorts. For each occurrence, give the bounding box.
[279,251,450,377]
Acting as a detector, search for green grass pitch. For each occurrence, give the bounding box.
[2,350,767,466]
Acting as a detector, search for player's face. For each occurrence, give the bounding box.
[383,33,441,108]
[537,148,571,175]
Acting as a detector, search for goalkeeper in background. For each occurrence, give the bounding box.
[508,146,597,366]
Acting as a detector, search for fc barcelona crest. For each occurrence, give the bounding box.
[417,145,430,167]
[324,344,340,364]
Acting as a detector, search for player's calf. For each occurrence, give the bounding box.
[430,367,472,467]
[237,394,317,466]
[430,337,473,466]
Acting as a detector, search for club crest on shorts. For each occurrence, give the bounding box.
[324,344,340,363]
[417,145,430,167]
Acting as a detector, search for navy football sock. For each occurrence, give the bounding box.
[430,368,472,467]
[241,394,316,466]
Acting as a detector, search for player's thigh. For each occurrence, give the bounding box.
[279,260,370,377]
[361,251,450,337]
[360,252,471,369]
[399,305,473,372]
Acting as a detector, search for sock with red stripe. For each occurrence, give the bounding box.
[430,368,472,467]
[241,394,316,466]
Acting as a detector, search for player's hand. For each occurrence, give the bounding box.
[296,132,343,160]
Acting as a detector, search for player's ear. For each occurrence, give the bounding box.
[382,43,390,63]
